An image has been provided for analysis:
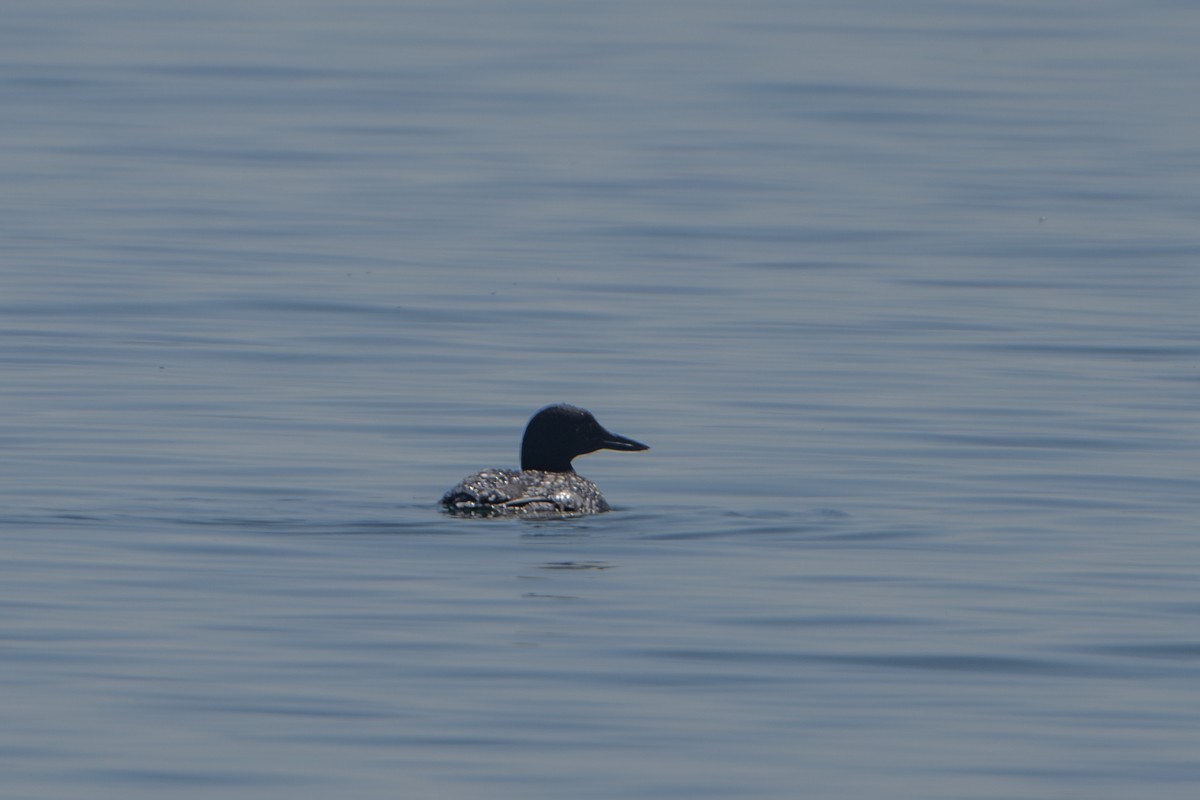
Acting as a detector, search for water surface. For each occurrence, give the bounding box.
[3,1,1199,798]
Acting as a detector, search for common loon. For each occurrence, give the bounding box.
[441,404,649,517]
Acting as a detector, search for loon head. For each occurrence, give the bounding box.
[520,404,649,473]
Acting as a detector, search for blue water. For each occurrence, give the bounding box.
[3,1,1199,798]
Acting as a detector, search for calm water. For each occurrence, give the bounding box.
[3,0,1199,798]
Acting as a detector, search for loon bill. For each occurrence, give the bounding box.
[441,404,649,517]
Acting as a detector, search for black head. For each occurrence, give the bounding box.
[519,404,649,473]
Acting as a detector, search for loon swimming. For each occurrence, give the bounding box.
[441,404,649,517]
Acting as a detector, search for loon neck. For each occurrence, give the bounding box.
[520,453,576,473]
